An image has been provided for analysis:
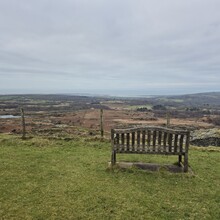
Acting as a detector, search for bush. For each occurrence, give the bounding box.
[136,107,148,112]
[212,116,220,126]
[152,105,166,110]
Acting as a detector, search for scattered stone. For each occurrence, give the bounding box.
[190,128,220,147]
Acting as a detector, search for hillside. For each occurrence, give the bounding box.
[165,92,220,106]
[0,92,220,140]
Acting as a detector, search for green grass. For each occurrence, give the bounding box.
[0,134,220,220]
[157,98,184,103]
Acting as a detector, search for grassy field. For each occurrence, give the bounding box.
[0,134,220,220]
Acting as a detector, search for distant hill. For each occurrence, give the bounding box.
[144,92,220,108]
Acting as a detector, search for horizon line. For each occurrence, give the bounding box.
[0,90,220,98]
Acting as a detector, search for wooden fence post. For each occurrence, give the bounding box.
[166,111,170,127]
[100,109,104,137]
[20,108,26,139]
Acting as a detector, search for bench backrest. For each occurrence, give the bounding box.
[111,126,190,154]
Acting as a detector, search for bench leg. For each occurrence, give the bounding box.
[111,151,116,166]
[184,153,188,172]
[178,155,182,166]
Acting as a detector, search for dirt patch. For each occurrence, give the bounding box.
[109,162,194,174]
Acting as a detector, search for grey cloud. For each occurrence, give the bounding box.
[0,0,220,95]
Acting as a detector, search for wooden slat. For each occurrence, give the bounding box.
[132,132,135,151]
[113,126,188,135]
[121,133,125,151]
[153,130,157,151]
[147,130,151,151]
[163,132,167,152]
[158,131,162,152]
[126,133,130,151]
[179,135,184,152]
[168,133,173,152]
[174,134,178,152]
[137,131,140,151]
[158,131,162,146]
[163,132,167,146]
[142,130,146,151]
[116,133,120,150]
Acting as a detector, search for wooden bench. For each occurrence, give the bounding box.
[111,126,190,172]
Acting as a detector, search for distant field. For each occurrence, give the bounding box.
[0,134,219,219]
[157,98,184,103]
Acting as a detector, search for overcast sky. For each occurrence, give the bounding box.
[0,0,220,96]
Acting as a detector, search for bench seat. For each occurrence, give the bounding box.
[111,126,190,172]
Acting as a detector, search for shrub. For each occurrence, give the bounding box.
[152,105,166,110]
[212,116,220,126]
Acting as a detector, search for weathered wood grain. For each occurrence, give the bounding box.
[111,126,190,172]
[142,130,146,151]
[121,133,125,151]
[126,133,130,151]
[132,132,135,151]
